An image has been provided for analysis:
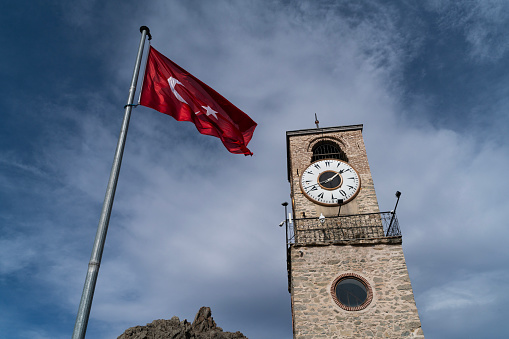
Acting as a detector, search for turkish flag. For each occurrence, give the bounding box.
[139,46,257,155]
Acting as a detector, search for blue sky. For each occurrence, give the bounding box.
[1,1,509,338]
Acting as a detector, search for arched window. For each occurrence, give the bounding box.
[311,141,348,162]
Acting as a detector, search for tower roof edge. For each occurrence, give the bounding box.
[286,124,363,137]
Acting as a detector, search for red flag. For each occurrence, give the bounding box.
[139,46,257,155]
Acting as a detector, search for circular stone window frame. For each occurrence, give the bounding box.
[331,273,373,311]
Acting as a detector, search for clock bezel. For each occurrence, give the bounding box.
[299,158,361,206]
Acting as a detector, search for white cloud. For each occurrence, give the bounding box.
[421,270,507,312]
[428,0,509,62]
[0,235,38,274]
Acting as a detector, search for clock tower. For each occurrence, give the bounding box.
[285,125,424,338]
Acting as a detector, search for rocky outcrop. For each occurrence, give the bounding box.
[117,307,248,339]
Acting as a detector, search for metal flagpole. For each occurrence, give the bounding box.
[72,26,152,339]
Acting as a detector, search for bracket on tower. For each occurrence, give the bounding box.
[280,202,293,293]
[386,191,401,236]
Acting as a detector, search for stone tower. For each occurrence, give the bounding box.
[285,125,424,338]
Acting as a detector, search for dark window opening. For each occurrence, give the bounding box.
[311,141,348,162]
[330,273,373,311]
[335,278,368,308]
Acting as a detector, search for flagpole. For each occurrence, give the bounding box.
[72,26,151,339]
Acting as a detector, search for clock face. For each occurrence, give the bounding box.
[300,159,361,206]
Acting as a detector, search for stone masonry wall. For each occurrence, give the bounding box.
[290,243,424,339]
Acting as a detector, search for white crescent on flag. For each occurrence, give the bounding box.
[167,76,218,120]
[167,77,189,105]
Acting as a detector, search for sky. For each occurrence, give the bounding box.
[1,1,509,338]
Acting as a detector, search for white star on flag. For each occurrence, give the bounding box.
[168,76,219,120]
[201,105,218,119]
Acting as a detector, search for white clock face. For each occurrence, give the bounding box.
[300,159,361,206]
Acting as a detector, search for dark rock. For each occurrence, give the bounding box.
[117,307,248,339]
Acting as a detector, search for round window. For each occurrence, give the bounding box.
[331,274,373,311]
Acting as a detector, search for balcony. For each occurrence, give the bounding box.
[287,211,401,246]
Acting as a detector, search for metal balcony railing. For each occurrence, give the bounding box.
[287,211,401,245]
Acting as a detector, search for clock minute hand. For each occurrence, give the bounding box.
[303,182,319,190]
[304,172,340,190]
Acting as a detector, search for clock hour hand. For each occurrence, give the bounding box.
[319,172,339,185]
[304,172,340,190]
